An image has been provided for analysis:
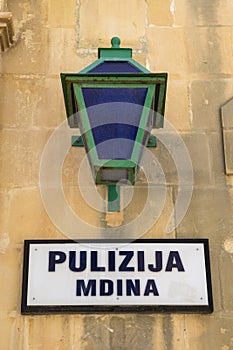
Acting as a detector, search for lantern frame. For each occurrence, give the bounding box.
[60,37,168,212]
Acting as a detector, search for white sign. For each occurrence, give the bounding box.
[21,239,213,313]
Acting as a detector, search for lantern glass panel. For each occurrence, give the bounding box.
[82,87,148,160]
[89,61,141,73]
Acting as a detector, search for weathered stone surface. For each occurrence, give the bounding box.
[78,0,147,48]
[8,188,63,242]
[176,188,233,238]
[0,316,15,350]
[0,189,8,239]
[82,315,156,350]
[48,28,81,74]
[132,52,147,69]
[219,250,233,311]
[183,314,233,349]
[175,0,233,26]
[147,0,173,27]
[48,0,76,27]
[152,131,211,185]
[0,130,51,187]
[184,27,233,75]
[172,313,232,350]
[0,75,69,128]
[165,79,192,131]
[124,185,176,238]
[0,247,21,310]
[27,316,74,349]
[32,77,67,127]
[62,185,104,231]
[181,132,212,185]
[1,27,48,74]
[0,75,33,127]
[147,27,188,75]
[191,79,233,130]
[147,26,233,76]
[2,0,49,74]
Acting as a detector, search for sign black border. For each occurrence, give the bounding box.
[21,239,213,314]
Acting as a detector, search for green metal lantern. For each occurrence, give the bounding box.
[61,37,167,212]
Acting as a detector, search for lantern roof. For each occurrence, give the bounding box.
[79,37,150,74]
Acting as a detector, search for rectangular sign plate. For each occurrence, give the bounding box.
[21,239,213,314]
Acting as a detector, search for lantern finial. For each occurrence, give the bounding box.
[111,37,121,48]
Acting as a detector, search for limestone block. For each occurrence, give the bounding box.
[48,0,76,27]
[184,314,233,349]
[132,52,147,69]
[191,79,233,130]
[78,0,147,48]
[2,29,48,74]
[0,316,15,350]
[69,316,85,349]
[0,74,68,129]
[109,315,156,350]
[215,0,233,25]
[2,0,49,74]
[48,28,84,75]
[0,75,30,127]
[62,149,105,230]
[82,315,156,350]
[0,130,52,188]
[149,25,233,76]
[176,188,233,238]
[153,131,211,186]
[179,315,211,350]
[62,144,86,186]
[165,79,192,131]
[175,0,233,26]
[82,316,111,349]
[0,247,21,311]
[123,185,176,238]
[32,77,67,128]
[219,250,233,311]
[181,132,212,185]
[147,0,173,26]
[8,188,63,242]
[0,189,8,238]
[63,185,104,230]
[184,27,233,75]
[28,316,74,349]
[147,27,188,75]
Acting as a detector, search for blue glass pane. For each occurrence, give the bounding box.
[82,88,147,108]
[82,88,148,160]
[89,61,141,73]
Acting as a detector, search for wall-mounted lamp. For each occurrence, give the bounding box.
[61,37,167,216]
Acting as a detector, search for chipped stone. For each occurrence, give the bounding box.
[223,238,233,254]
[0,232,9,253]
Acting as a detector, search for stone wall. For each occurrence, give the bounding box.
[1,0,233,349]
